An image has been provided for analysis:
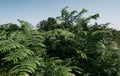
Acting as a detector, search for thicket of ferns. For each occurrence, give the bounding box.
[0,7,120,76]
[0,20,46,76]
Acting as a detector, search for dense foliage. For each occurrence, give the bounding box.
[0,7,120,76]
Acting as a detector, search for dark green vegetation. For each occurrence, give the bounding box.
[0,7,120,76]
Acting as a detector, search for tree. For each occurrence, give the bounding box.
[42,7,120,76]
[37,17,57,31]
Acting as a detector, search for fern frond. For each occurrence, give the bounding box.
[0,40,24,53]
[8,56,43,75]
[18,19,34,32]
[2,48,34,64]
[92,30,112,36]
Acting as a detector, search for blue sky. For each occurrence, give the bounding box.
[0,0,120,30]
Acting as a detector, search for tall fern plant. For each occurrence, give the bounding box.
[0,20,45,76]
